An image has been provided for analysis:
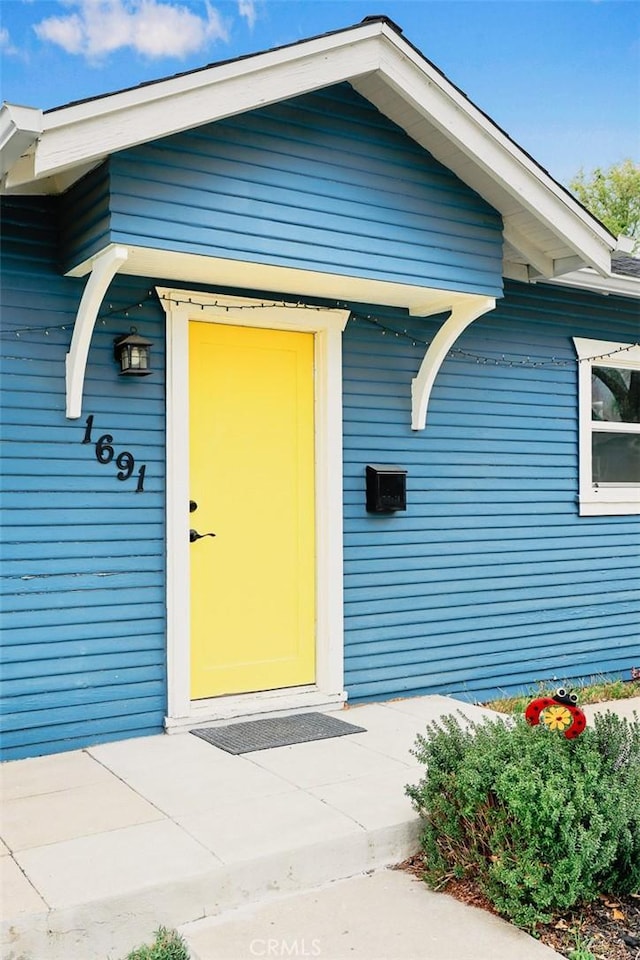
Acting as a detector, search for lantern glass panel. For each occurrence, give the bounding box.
[115,331,153,376]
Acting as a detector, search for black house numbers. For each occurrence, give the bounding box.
[81,414,147,492]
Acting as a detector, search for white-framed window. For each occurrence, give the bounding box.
[573,338,640,516]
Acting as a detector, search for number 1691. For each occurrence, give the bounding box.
[82,415,147,492]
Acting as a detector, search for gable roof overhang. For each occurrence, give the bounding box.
[545,267,640,298]
[0,104,43,178]
[1,17,619,281]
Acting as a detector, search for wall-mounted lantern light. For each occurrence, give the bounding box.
[114,328,153,376]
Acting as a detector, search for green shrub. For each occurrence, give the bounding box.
[407,711,640,929]
[125,927,189,960]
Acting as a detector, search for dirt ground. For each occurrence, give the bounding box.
[397,855,640,960]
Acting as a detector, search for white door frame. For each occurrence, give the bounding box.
[159,288,349,727]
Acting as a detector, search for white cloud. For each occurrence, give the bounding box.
[238,0,256,30]
[34,12,85,54]
[0,26,19,55]
[33,0,229,61]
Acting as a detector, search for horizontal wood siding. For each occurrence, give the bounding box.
[0,197,167,760]
[106,84,503,297]
[343,280,640,703]
[60,161,112,273]
[4,195,637,753]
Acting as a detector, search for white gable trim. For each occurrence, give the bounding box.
[2,19,615,278]
[0,104,42,177]
[546,269,640,299]
[351,47,613,275]
[8,23,385,187]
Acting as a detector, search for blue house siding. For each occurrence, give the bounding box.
[60,160,112,271]
[0,197,167,761]
[62,84,503,298]
[342,280,640,703]
[2,217,638,758]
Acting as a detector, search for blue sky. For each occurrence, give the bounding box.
[0,0,638,185]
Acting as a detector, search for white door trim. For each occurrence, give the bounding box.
[159,288,349,725]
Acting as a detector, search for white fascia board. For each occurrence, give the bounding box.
[544,269,640,299]
[43,21,383,127]
[374,39,614,275]
[0,104,42,177]
[13,18,615,277]
[616,236,636,254]
[31,24,384,181]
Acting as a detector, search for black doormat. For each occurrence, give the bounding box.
[190,711,367,754]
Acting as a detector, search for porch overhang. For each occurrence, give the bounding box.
[64,242,496,427]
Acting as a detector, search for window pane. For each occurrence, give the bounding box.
[592,431,640,483]
[592,367,640,423]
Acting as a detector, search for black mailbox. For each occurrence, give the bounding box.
[366,464,407,513]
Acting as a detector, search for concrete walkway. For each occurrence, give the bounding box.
[1,695,637,959]
[182,868,562,960]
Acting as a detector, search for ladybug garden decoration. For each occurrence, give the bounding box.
[525,688,587,739]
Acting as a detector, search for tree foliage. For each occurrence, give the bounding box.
[569,159,640,239]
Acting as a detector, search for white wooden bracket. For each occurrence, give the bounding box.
[65,245,129,418]
[411,295,496,430]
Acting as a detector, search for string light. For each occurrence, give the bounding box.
[2,289,638,368]
[0,295,153,339]
[350,313,639,367]
[156,293,351,313]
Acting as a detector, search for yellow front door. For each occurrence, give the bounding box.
[189,321,316,700]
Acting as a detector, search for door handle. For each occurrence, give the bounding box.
[190,529,216,543]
